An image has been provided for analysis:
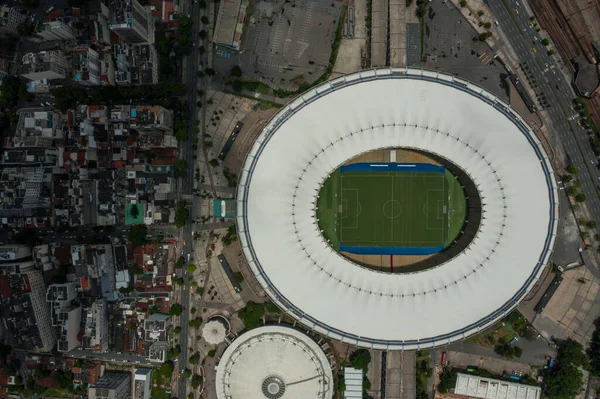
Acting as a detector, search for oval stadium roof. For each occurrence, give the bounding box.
[236,69,559,350]
[215,326,333,399]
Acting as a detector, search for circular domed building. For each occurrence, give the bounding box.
[215,326,332,399]
[236,68,559,350]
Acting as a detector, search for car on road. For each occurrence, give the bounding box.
[532,48,536,53]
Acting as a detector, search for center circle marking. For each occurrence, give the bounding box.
[382,200,402,219]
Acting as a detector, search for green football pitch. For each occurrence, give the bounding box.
[317,169,467,251]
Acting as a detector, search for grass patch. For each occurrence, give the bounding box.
[43,389,72,398]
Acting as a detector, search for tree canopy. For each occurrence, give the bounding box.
[238,301,265,330]
[128,224,148,248]
[169,304,183,316]
[187,264,196,273]
[231,65,243,78]
[173,201,189,228]
[349,349,371,371]
[544,362,583,399]
[0,76,28,106]
[556,339,588,368]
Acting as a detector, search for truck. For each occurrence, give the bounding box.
[441,352,447,366]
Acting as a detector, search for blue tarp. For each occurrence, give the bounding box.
[340,244,444,255]
[340,162,445,174]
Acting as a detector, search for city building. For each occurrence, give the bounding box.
[453,373,541,399]
[130,105,173,132]
[237,69,559,350]
[216,326,333,399]
[83,299,109,352]
[88,371,131,399]
[0,166,54,229]
[109,0,155,43]
[72,46,101,86]
[20,50,70,81]
[46,283,82,352]
[213,0,247,51]
[0,246,56,352]
[143,313,171,362]
[36,20,76,42]
[114,43,158,85]
[0,7,27,36]
[573,55,600,98]
[133,368,152,399]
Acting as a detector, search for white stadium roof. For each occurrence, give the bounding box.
[236,69,559,350]
[215,326,333,399]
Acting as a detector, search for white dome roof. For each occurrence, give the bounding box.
[236,69,559,350]
[215,326,333,399]
[202,319,228,345]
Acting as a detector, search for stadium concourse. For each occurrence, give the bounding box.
[236,69,559,350]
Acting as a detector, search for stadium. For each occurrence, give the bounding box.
[236,69,559,350]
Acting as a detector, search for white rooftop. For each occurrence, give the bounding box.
[454,373,541,399]
[236,68,559,349]
[215,326,333,399]
[202,319,227,345]
[343,367,363,399]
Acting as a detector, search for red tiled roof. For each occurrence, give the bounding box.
[0,370,9,385]
[0,387,7,398]
[112,160,127,169]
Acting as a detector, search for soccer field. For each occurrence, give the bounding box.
[317,165,467,254]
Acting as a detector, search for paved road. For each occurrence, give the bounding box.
[69,349,155,368]
[177,0,210,397]
[447,335,553,365]
[488,0,600,225]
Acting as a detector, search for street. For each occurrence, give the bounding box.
[488,0,600,226]
[176,0,211,397]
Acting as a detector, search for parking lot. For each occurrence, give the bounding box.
[536,266,600,345]
[213,0,342,90]
[446,351,539,378]
[422,1,508,100]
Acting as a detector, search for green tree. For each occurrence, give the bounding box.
[460,0,467,7]
[173,201,189,228]
[174,326,182,334]
[544,362,583,399]
[20,0,40,7]
[479,31,492,41]
[576,193,587,202]
[175,257,185,269]
[191,374,203,388]
[51,86,86,111]
[205,68,216,76]
[189,353,200,364]
[438,368,457,393]
[238,301,265,330]
[158,361,174,378]
[588,221,597,229]
[566,164,578,174]
[541,38,550,46]
[566,187,577,196]
[349,349,371,371]
[128,224,148,248]
[130,204,140,219]
[207,349,216,357]
[199,30,207,39]
[0,76,28,106]
[187,264,197,273]
[201,16,209,24]
[484,22,492,29]
[188,317,202,328]
[196,70,205,78]
[169,304,183,316]
[231,65,243,78]
[184,369,192,378]
[556,339,588,368]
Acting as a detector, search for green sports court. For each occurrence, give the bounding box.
[317,163,467,255]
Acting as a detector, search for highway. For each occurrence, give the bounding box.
[488,0,600,225]
[176,0,210,397]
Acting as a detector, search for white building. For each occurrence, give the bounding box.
[83,299,109,352]
[454,373,541,399]
[0,245,56,352]
[72,46,101,86]
[236,69,559,350]
[21,50,69,81]
[36,20,76,41]
[46,283,82,352]
[216,326,333,399]
[109,0,154,44]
